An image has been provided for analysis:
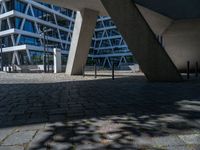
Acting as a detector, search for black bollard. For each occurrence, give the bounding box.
[112,63,115,80]
[94,63,97,78]
[82,64,85,77]
[187,61,190,80]
[196,62,199,78]
[9,66,11,73]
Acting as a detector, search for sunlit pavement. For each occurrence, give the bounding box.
[0,72,200,150]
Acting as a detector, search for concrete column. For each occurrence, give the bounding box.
[12,51,20,65]
[100,0,182,82]
[53,48,62,73]
[66,8,99,75]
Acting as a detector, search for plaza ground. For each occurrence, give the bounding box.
[0,71,200,150]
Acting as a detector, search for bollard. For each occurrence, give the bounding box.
[47,54,50,73]
[48,63,50,73]
[187,61,190,80]
[196,62,199,78]
[9,66,11,73]
[112,63,115,80]
[52,64,54,73]
[82,64,85,77]
[94,63,97,78]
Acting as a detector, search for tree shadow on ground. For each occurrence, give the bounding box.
[0,76,200,149]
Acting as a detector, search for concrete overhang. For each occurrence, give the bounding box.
[135,0,200,20]
[37,0,109,16]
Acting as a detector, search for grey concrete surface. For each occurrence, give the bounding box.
[136,4,173,36]
[0,72,200,149]
[39,0,108,16]
[137,5,200,72]
[101,0,182,81]
[66,8,98,75]
[163,19,200,71]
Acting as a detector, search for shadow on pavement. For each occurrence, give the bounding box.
[0,76,200,149]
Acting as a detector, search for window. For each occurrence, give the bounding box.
[15,0,27,13]
[19,35,40,46]
[1,19,9,31]
[23,20,36,32]
[56,15,70,28]
[5,0,14,11]
[15,17,23,29]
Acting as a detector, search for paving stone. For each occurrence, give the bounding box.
[29,131,53,149]
[152,136,185,147]
[0,128,15,142]
[48,114,66,122]
[179,134,200,144]
[75,143,106,150]
[16,124,45,132]
[0,73,200,149]
[48,142,73,150]
[2,131,36,145]
[167,145,200,150]
[0,146,24,150]
[133,137,154,147]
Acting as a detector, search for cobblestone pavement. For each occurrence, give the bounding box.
[0,72,200,150]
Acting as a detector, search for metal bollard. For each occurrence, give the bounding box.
[112,63,115,80]
[187,61,190,80]
[94,63,97,78]
[196,62,199,78]
[48,63,50,73]
[9,66,11,73]
[82,64,85,77]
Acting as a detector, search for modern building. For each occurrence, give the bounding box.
[90,16,133,68]
[0,0,133,69]
[38,0,200,81]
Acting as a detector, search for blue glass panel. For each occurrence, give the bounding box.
[23,20,35,33]
[15,0,27,13]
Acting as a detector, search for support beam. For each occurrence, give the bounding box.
[26,49,32,64]
[12,51,20,65]
[66,8,99,75]
[100,0,182,82]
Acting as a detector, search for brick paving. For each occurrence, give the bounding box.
[0,72,200,150]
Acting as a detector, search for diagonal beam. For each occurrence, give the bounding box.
[101,0,182,82]
[66,8,99,75]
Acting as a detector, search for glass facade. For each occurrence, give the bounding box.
[0,0,134,68]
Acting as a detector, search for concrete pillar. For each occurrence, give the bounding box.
[12,51,20,65]
[100,0,182,81]
[66,8,99,75]
[53,48,62,73]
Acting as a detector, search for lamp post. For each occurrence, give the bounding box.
[0,38,4,71]
[40,14,51,73]
[40,27,52,73]
[43,29,47,73]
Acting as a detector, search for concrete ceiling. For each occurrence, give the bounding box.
[37,0,200,19]
[134,0,200,20]
[37,0,108,15]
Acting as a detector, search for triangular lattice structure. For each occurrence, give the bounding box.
[0,0,134,69]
